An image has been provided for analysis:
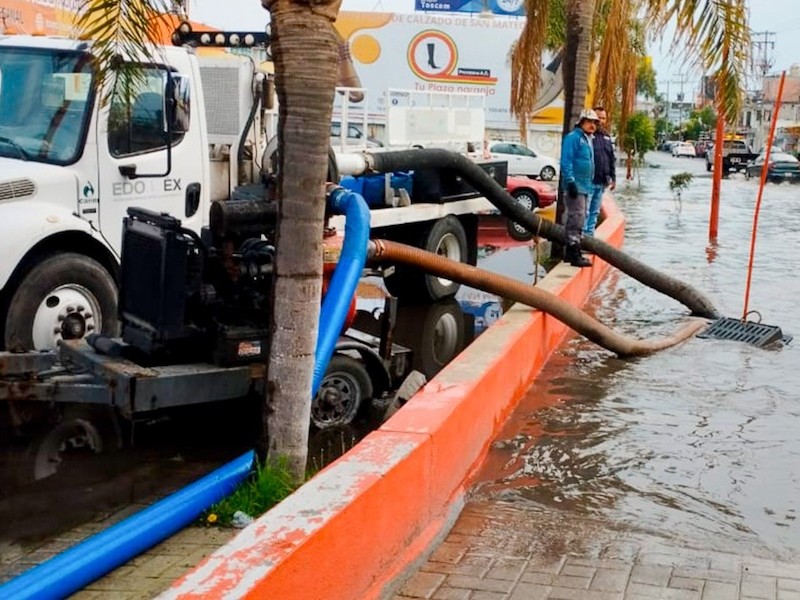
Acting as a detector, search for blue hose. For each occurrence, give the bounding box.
[0,188,371,600]
[312,188,370,396]
[0,451,254,600]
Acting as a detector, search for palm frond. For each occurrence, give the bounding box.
[75,0,176,104]
[645,0,750,122]
[510,0,552,137]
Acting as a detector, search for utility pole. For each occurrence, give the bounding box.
[751,30,776,82]
[672,73,689,132]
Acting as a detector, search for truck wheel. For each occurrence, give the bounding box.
[399,299,466,379]
[13,405,123,485]
[507,190,536,241]
[311,355,373,430]
[4,253,118,352]
[539,165,556,181]
[384,216,468,301]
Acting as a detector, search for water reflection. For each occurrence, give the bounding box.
[475,153,800,561]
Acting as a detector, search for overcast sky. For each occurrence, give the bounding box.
[188,0,800,101]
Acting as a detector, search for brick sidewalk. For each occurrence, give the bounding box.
[391,501,800,600]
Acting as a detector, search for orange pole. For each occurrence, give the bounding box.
[742,70,786,320]
[709,110,724,240]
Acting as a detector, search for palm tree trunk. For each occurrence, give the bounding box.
[554,0,597,257]
[260,0,341,480]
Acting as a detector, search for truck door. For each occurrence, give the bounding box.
[97,63,205,254]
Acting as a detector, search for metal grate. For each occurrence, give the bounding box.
[697,317,792,347]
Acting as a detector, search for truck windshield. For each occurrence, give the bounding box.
[0,48,94,165]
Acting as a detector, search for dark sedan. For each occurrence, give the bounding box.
[745,151,800,182]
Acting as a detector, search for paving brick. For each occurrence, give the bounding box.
[627,582,700,599]
[709,554,742,573]
[672,567,740,584]
[562,564,597,578]
[669,576,705,591]
[591,567,630,592]
[431,587,472,600]
[132,554,182,579]
[470,591,506,600]
[485,558,527,581]
[398,571,446,598]
[422,554,493,576]
[520,571,556,585]
[741,574,777,599]
[548,586,623,600]
[524,558,566,575]
[81,566,138,592]
[777,592,800,600]
[430,543,468,565]
[569,558,632,571]
[780,579,800,592]
[445,574,514,593]
[701,581,738,600]
[553,574,592,590]
[631,565,673,587]
[745,563,800,579]
[510,583,552,600]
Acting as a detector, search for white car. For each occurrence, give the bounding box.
[487,141,559,180]
[672,141,697,157]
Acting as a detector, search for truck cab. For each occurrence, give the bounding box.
[0,35,263,351]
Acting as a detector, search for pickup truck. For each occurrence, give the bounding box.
[705,139,758,174]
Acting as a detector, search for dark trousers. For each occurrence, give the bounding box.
[563,192,587,247]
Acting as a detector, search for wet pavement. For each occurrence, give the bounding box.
[392,152,800,599]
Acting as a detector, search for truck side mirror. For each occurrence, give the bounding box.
[164,73,191,135]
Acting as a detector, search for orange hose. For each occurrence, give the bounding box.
[743,71,786,320]
[370,240,707,358]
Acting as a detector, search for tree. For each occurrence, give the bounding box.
[260,0,342,480]
[622,111,657,173]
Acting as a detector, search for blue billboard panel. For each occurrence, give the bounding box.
[414,0,525,17]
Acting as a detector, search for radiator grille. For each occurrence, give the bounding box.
[0,178,36,201]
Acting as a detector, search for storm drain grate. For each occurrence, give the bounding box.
[697,317,792,347]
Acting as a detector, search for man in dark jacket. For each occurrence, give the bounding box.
[584,106,616,237]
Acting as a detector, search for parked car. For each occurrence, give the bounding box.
[505,175,557,241]
[745,151,800,182]
[672,141,697,157]
[330,121,383,148]
[487,141,559,181]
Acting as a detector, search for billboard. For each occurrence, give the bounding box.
[335,11,562,132]
[0,0,80,36]
[414,0,525,18]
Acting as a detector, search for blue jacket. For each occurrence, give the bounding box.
[560,127,595,195]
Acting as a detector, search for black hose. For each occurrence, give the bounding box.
[366,148,721,319]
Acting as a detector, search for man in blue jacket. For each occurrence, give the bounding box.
[559,108,599,267]
[585,106,616,237]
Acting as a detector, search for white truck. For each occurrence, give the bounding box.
[0,28,501,352]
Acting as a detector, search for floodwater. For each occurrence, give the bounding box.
[474,151,800,562]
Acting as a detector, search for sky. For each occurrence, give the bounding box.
[188,0,800,103]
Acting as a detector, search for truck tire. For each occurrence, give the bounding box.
[507,189,537,241]
[384,216,468,301]
[397,299,466,379]
[4,253,118,352]
[311,354,373,430]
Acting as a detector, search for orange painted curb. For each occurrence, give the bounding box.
[160,197,626,600]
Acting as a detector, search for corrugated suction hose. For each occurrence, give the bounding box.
[370,240,706,358]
